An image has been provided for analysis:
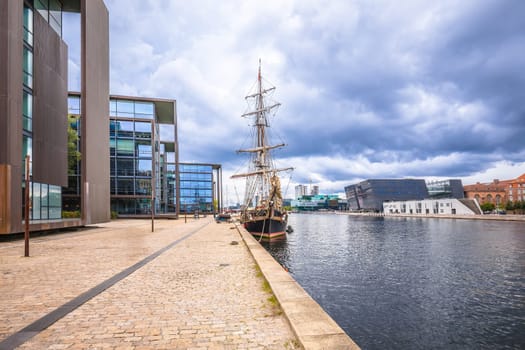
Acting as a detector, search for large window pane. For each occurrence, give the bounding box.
[48,185,61,206]
[116,178,134,195]
[117,158,134,176]
[23,48,33,88]
[134,121,151,139]
[116,100,134,117]
[68,96,80,114]
[109,99,117,115]
[136,159,152,176]
[116,139,134,156]
[134,102,154,119]
[136,142,152,158]
[115,120,134,138]
[23,91,32,131]
[136,179,151,195]
[23,5,33,45]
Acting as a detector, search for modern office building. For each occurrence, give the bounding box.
[1,0,109,234]
[345,179,428,211]
[179,163,223,214]
[65,93,179,217]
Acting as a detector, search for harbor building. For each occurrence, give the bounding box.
[65,93,180,218]
[383,198,482,216]
[1,0,109,234]
[345,179,428,211]
[291,194,346,211]
[506,173,525,203]
[179,163,223,214]
[463,180,507,207]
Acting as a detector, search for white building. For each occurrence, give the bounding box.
[383,198,482,216]
[295,184,308,199]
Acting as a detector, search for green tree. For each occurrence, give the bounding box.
[68,115,81,175]
[480,202,495,212]
[505,201,514,211]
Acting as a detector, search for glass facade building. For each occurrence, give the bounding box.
[66,93,179,217]
[23,1,63,221]
[179,163,222,213]
[426,179,464,199]
[345,179,429,211]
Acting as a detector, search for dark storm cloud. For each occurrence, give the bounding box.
[73,0,525,196]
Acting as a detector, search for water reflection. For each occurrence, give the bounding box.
[261,213,525,350]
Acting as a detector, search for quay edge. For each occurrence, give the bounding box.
[235,224,361,350]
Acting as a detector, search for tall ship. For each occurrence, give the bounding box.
[232,61,293,241]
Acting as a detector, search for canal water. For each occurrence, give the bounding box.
[261,213,525,349]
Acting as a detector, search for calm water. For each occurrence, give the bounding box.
[261,213,525,350]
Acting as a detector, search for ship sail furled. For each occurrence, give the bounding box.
[232,60,292,241]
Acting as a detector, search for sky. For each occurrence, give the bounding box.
[64,0,525,202]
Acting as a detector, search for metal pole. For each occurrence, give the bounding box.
[24,155,30,257]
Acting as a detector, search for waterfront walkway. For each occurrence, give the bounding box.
[0,218,299,349]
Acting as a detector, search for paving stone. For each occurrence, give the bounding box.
[1,218,300,349]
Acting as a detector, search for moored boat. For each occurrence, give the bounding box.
[232,61,292,241]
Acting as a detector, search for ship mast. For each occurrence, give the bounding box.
[232,60,292,208]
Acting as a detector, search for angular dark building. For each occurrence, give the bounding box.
[0,0,109,234]
[345,179,429,211]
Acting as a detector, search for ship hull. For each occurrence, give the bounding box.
[244,217,287,241]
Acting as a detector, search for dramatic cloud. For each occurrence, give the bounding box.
[64,0,525,202]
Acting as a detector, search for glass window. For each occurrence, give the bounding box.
[68,96,80,114]
[23,47,33,88]
[116,139,134,156]
[49,0,62,34]
[48,185,61,207]
[116,178,134,195]
[109,139,116,156]
[117,158,134,176]
[22,135,32,160]
[23,5,33,45]
[116,100,134,117]
[136,179,151,195]
[116,120,134,138]
[136,142,152,158]
[136,159,152,176]
[109,99,117,115]
[32,182,41,220]
[110,158,115,175]
[134,121,151,139]
[134,102,154,118]
[109,120,117,137]
[23,91,32,131]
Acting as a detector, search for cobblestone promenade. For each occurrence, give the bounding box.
[0,218,299,349]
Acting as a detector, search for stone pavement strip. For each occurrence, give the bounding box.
[0,218,300,349]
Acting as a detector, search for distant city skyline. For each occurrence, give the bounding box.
[63,0,525,199]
